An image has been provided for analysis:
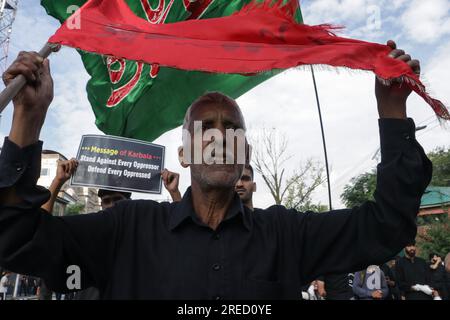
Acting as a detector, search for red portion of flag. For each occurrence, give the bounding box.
[49,0,449,120]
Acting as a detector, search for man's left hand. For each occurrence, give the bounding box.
[54,159,78,186]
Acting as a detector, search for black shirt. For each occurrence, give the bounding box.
[396,256,433,300]
[428,263,448,299]
[0,119,432,300]
[318,274,354,300]
[380,263,401,300]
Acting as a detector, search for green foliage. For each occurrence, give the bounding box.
[427,147,450,187]
[65,203,85,216]
[283,159,327,212]
[417,216,450,260]
[339,146,450,208]
[340,171,377,208]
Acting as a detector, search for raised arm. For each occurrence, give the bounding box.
[161,169,182,202]
[282,41,432,283]
[41,159,78,213]
[0,52,119,293]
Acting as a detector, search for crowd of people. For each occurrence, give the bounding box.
[301,250,450,300]
[0,43,444,300]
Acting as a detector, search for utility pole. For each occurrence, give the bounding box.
[0,0,19,72]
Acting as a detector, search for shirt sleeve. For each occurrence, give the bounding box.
[284,118,432,284]
[352,272,372,299]
[0,138,122,293]
[380,270,389,298]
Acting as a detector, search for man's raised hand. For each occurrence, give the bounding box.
[54,159,79,187]
[375,40,420,119]
[161,169,182,202]
[3,51,54,147]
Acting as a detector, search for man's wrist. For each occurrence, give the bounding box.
[377,101,407,119]
[169,190,182,201]
[9,110,45,147]
[50,178,66,190]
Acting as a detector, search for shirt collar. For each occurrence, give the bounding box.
[169,187,252,231]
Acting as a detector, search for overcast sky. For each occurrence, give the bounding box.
[0,0,449,209]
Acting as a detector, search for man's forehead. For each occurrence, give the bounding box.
[189,101,245,125]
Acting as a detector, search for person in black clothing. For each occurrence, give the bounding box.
[396,243,435,300]
[428,253,448,300]
[0,45,432,299]
[235,165,257,211]
[381,260,401,300]
[316,274,354,300]
[72,189,131,300]
[445,253,450,300]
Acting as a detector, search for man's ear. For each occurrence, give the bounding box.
[178,146,189,168]
[252,182,257,192]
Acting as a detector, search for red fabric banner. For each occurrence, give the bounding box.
[48,0,449,120]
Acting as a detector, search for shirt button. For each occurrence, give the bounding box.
[403,133,411,140]
[214,295,222,300]
[212,264,221,271]
[16,165,23,172]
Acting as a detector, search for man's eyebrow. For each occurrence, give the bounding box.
[223,119,243,128]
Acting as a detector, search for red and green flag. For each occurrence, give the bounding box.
[41,0,304,142]
[42,0,449,142]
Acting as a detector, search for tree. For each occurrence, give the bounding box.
[417,215,450,260]
[251,128,326,210]
[428,147,450,187]
[340,146,450,208]
[66,203,85,216]
[340,171,377,208]
[283,160,328,212]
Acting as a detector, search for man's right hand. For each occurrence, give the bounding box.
[3,51,54,147]
[371,290,383,299]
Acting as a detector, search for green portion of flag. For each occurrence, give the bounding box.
[41,0,303,142]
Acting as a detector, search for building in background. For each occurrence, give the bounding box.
[419,186,450,218]
[71,186,101,213]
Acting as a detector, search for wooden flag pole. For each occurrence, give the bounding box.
[0,43,59,114]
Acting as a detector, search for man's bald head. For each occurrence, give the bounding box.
[183,92,246,132]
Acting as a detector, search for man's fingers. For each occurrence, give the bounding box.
[68,161,74,174]
[168,172,179,183]
[16,51,44,82]
[397,54,411,62]
[388,49,405,59]
[4,62,37,84]
[407,59,421,76]
[18,51,44,65]
[2,51,44,85]
[386,40,396,50]
[161,170,168,182]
